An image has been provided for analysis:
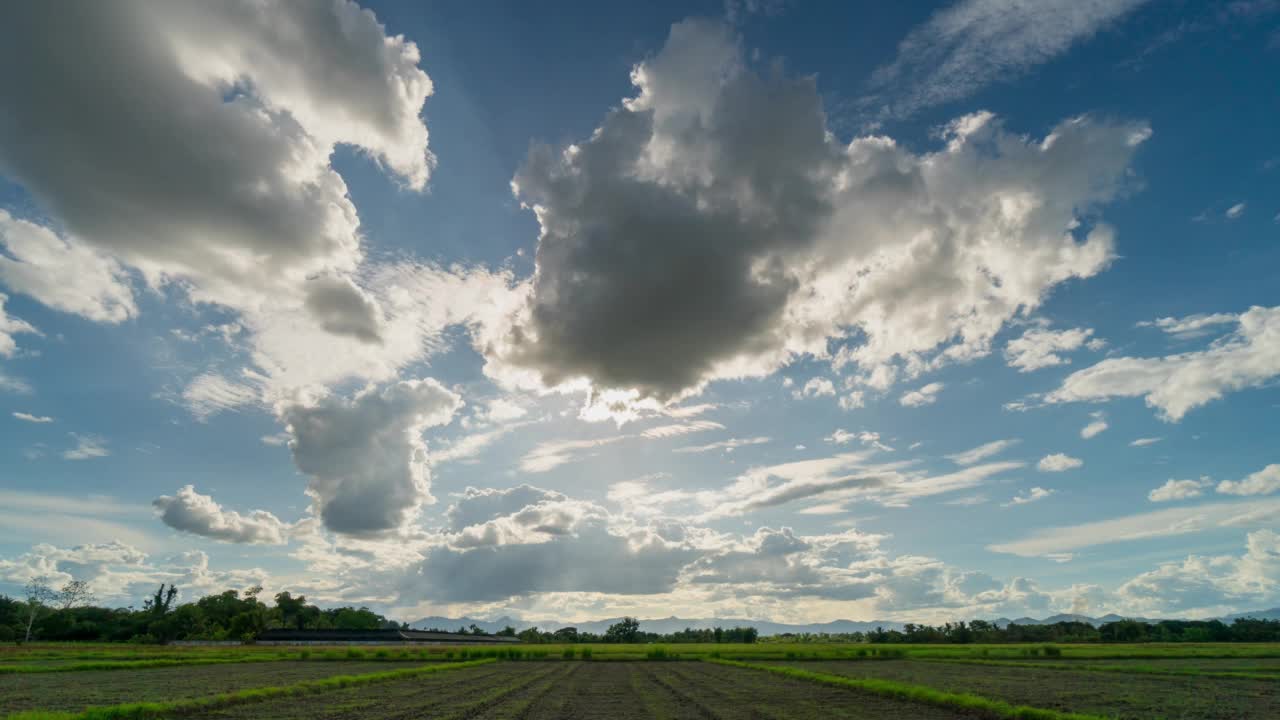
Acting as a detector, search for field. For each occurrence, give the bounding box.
[2,643,1278,719]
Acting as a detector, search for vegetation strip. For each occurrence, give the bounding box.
[2,658,497,720]
[916,656,1280,681]
[706,659,1108,720]
[0,657,289,675]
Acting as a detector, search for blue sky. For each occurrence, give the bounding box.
[1,0,1278,624]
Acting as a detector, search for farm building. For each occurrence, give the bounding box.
[255,628,521,645]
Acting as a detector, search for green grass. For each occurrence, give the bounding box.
[918,656,1280,681]
[1,658,497,720]
[706,658,1109,720]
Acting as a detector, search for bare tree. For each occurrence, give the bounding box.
[23,576,57,642]
[58,579,96,610]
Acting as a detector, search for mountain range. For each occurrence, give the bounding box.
[410,608,1280,636]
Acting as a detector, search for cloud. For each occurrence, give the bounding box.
[152,485,289,544]
[793,378,836,399]
[826,429,893,451]
[899,382,944,407]
[302,275,384,344]
[865,0,1149,118]
[0,293,38,358]
[1136,312,1237,340]
[63,433,108,461]
[1225,202,1246,220]
[1116,530,1280,615]
[988,498,1280,557]
[519,435,627,473]
[12,412,53,423]
[1002,487,1054,507]
[484,19,1148,409]
[1037,453,1082,472]
[1080,411,1108,439]
[0,0,432,332]
[0,211,136,323]
[1004,326,1099,372]
[1217,464,1280,497]
[1130,437,1162,447]
[182,372,260,420]
[1148,477,1212,502]
[673,436,770,454]
[946,438,1019,466]
[280,378,461,536]
[1044,305,1280,421]
[640,420,725,439]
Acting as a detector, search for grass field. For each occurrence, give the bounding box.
[3,642,1277,719]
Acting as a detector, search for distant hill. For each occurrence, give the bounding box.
[410,608,1280,637]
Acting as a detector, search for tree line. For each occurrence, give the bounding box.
[474,617,761,644]
[0,577,398,644]
[771,618,1280,644]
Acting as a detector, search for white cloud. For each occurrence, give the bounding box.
[182,372,260,420]
[1148,477,1212,502]
[152,485,289,544]
[12,412,53,423]
[1225,202,1246,220]
[899,382,944,408]
[946,438,1019,466]
[480,397,528,424]
[988,498,1280,557]
[519,436,627,473]
[0,1,434,330]
[1004,326,1099,372]
[1217,464,1280,497]
[1130,437,1162,447]
[483,19,1147,410]
[673,436,770,454]
[1037,453,1082,472]
[838,391,866,411]
[280,378,461,536]
[1002,487,1054,507]
[63,433,108,461]
[825,429,893,451]
[1080,411,1108,439]
[0,211,136,323]
[1045,305,1280,421]
[793,377,836,399]
[1116,530,1280,615]
[865,0,1149,119]
[1137,312,1237,340]
[0,293,38,358]
[640,420,725,439]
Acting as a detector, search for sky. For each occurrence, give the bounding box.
[0,0,1278,625]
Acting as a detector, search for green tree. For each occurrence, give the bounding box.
[604,617,640,643]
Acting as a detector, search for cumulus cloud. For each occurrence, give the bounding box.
[1225,202,1246,220]
[899,382,944,407]
[1044,305,1280,421]
[0,0,433,334]
[0,211,136,323]
[793,378,836,399]
[1116,530,1280,615]
[280,378,461,536]
[152,485,289,544]
[1037,453,1082,472]
[63,433,108,461]
[12,411,53,423]
[946,438,1018,466]
[483,19,1148,411]
[1148,477,1212,502]
[1217,464,1280,497]
[826,429,893,451]
[1080,411,1108,439]
[865,0,1149,119]
[1004,325,1099,372]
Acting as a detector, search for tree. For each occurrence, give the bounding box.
[58,580,96,611]
[144,584,178,617]
[274,591,309,630]
[604,617,640,643]
[23,576,57,642]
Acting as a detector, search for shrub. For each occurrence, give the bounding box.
[298,650,311,660]
[562,648,576,659]
[374,650,389,659]
[580,647,593,660]
[345,648,366,659]
[1042,645,1063,657]
[785,651,798,660]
